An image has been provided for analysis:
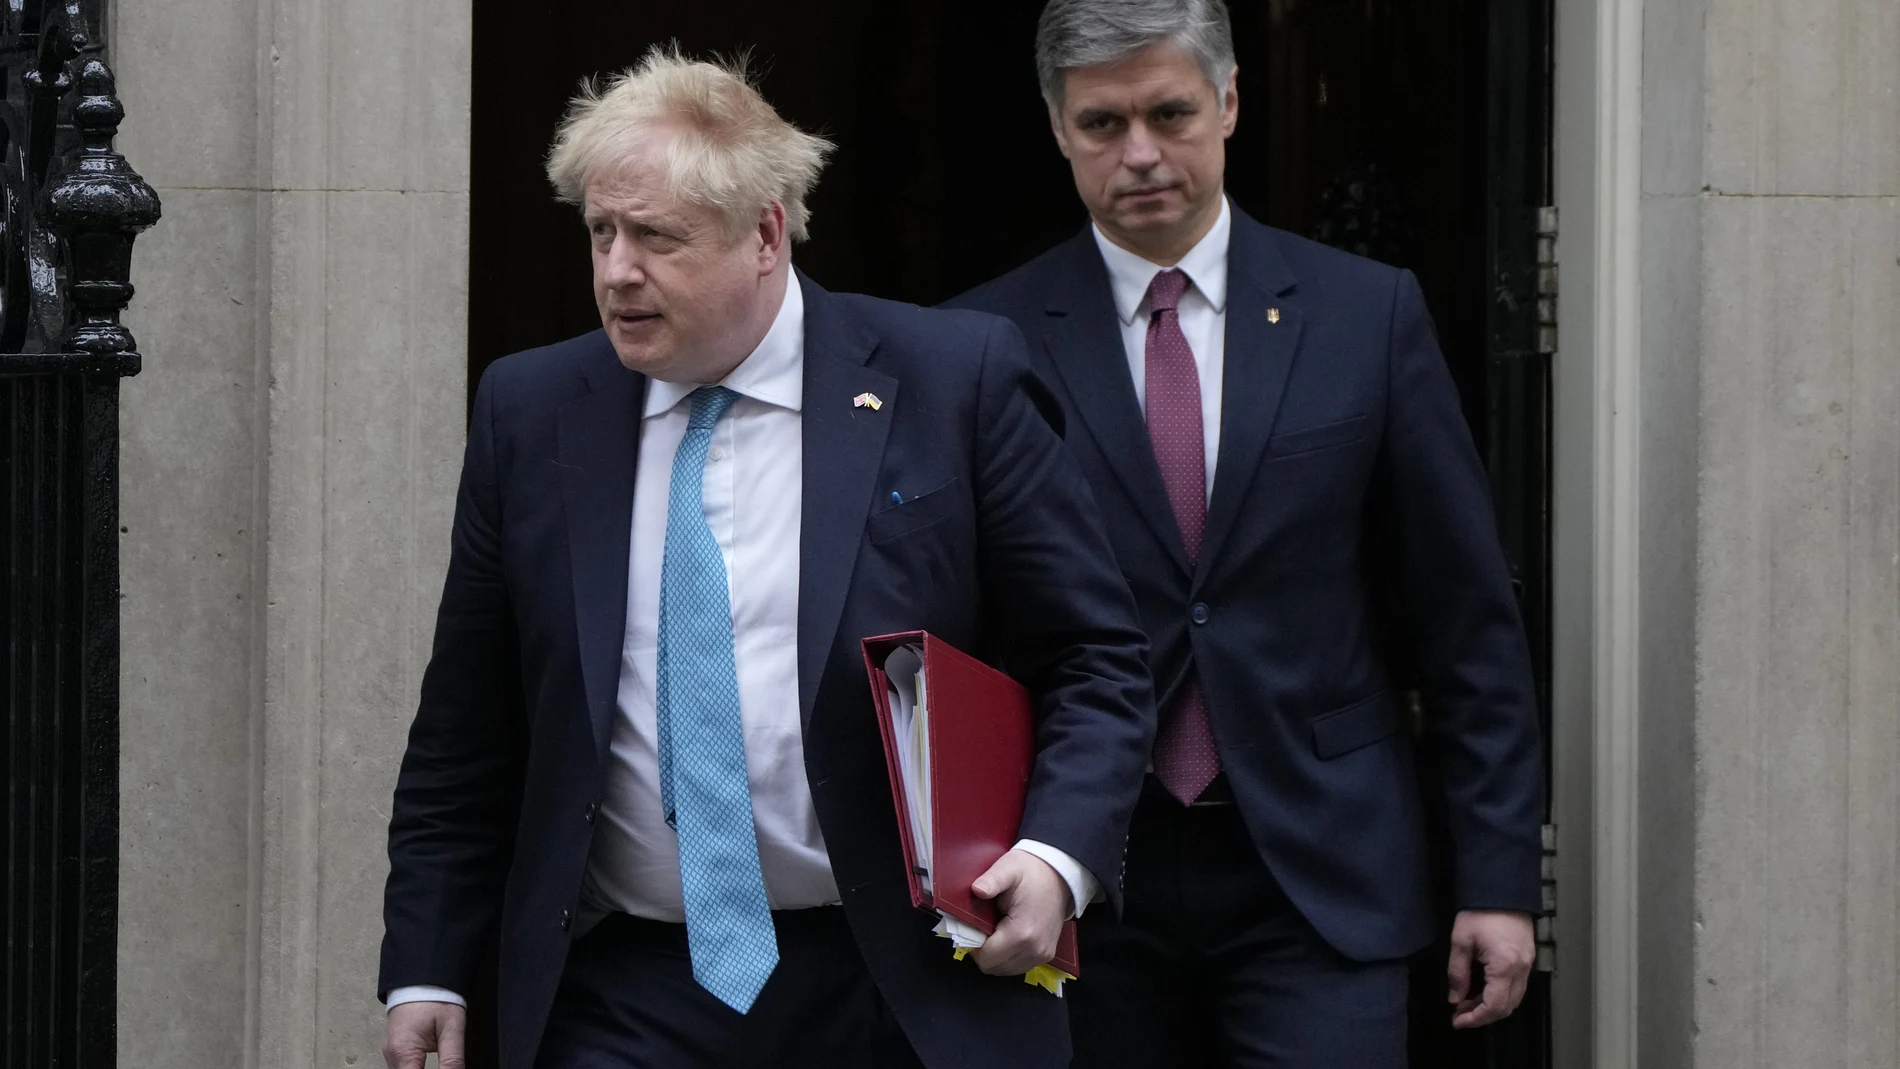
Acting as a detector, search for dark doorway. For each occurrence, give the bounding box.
[468,2,1553,1066]
[469,2,1500,407]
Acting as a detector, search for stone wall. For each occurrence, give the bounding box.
[1641,0,1900,1065]
[110,0,471,1064]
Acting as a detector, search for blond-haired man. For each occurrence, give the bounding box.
[376,48,1155,1069]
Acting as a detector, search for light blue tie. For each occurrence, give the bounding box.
[656,386,778,1013]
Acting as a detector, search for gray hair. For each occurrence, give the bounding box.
[1035,0,1237,112]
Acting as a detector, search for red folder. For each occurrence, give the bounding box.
[862,630,1080,976]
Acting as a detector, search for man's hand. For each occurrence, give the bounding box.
[384,1001,467,1069]
[969,848,1074,976]
[1447,909,1536,1029]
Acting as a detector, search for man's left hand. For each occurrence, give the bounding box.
[1447,909,1536,1029]
[969,849,1073,976]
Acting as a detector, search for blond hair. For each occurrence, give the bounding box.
[546,45,835,242]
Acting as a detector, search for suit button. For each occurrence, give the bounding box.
[1191,603,1210,625]
[559,909,572,931]
[584,802,598,824]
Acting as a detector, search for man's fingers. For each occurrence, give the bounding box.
[1452,944,1533,1029]
[382,1017,430,1069]
[437,1010,468,1069]
[1451,968,1507,1029]
[971,855,1022,901]
[1455,965,1520,1029]
[970,913,1023,974]
[971,935,1026,975]
[1479,960,1515,1018]
[967,850,1066,976]
[1480,930,1533,1019]
[1445,938,1474,1004]
[384,1003,465,1069]
[1452,1001,1502,1030]
[1448,909,1535,1028]
[1498,950,1532,1017]
[382,1038,420,1069]
[971,912,1054,976]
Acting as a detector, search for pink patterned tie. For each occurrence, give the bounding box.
[1143,269,1222,805]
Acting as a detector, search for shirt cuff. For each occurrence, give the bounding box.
[385,986,467,1012]
[1013,838,1102,919]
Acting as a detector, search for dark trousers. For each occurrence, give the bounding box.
[535,907,924,1069]
[1069,783,1409,1069]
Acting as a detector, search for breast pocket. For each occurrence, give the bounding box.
[867,478,963,545]
[1310,691,1402,759]
[1267,414,1368,460]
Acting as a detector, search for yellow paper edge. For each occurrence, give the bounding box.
[950,947,1076,997]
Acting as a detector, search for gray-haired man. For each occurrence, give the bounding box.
[948,1,1545,1064]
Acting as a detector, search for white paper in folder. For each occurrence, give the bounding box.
[882,644,933,893]
[882,645,998,959]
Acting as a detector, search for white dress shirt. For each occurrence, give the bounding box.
[1091,196,1231,500]
[388,276,1094,1012]
[582,274,836,922]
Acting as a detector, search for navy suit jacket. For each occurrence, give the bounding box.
[379,274,1156,1069]
[948,208,1543,962]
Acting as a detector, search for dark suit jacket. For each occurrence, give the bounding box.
[948,207,1543,962]
[379,273,1156,1069]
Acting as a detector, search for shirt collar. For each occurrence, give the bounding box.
[643,275,806,418]
[1090,195,1232,325]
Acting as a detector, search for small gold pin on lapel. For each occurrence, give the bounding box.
[1267,307,1282,325]
[853,392,883,411]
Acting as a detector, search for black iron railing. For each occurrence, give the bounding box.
[1,2,159,1066]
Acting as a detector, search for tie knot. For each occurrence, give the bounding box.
[1146,268,1189,314]
[687,386,740,431]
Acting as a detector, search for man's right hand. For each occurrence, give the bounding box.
[384,1001,466,1069]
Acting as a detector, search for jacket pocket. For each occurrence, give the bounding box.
[867,479,962,545]
[1267,414,1368,459]
[1310,691,1400,759]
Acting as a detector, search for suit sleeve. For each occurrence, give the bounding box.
[1380,270,1545,915]
[970,315,1157,915]
[377,368,528,997]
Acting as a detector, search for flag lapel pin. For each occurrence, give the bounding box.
[853,392,883,411]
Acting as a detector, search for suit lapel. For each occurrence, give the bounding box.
[1198,212,1303,580]
[1040,231,1193,577]
[796,274,897,726]
[557,333,648,763]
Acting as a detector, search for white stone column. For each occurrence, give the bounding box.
[112,0,472,1064]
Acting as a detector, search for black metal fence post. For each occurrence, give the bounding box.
[2,2,160,1066]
